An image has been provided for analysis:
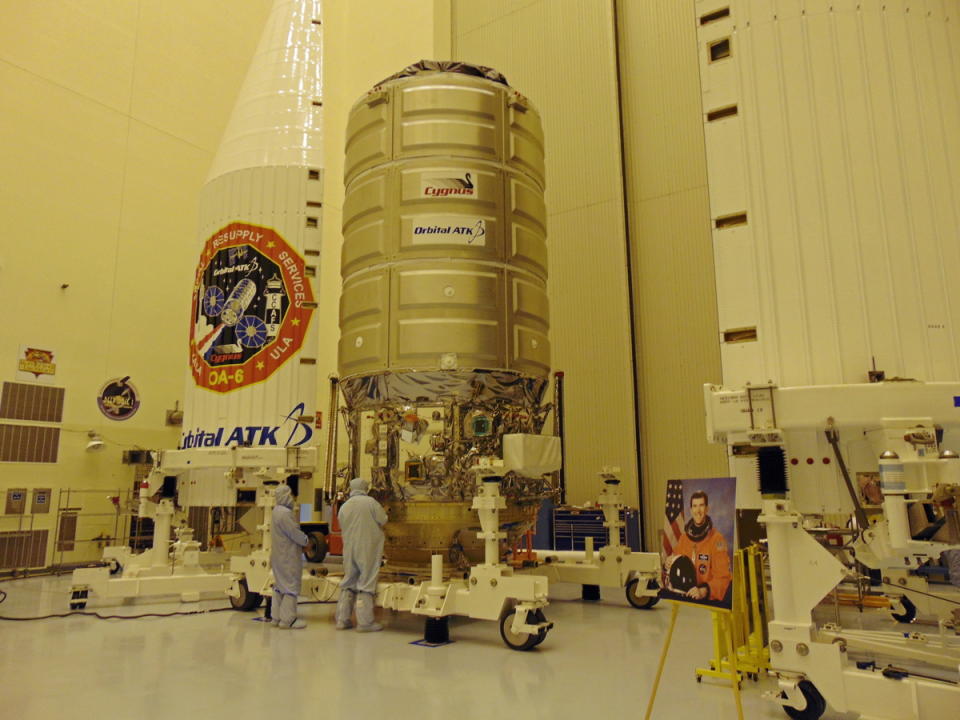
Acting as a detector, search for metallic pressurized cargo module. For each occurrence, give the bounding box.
[333,60,554,577]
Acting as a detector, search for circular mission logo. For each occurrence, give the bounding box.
[97,376,140,420]
[189,222,314,393]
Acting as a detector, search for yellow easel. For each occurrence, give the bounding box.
[697,546,770,682]
[643,601,744,720]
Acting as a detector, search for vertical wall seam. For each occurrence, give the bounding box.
[856,7,905,373]
[743,17,781,382]
[829,7,875,370]
[880,6,933,379]
[924,8,960,377]
[611,0,646,545]
[800,11,845,382]
[103,0,143,380]
[772,16,814,383]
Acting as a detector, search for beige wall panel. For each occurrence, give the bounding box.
[0,64,127,384]
[118,120,211,237]
[546,201,639,504]
[0,62,128,223]
[0,1,273,566]
[0,0,138,113]
[618,0,727,549]
[131,1,273,149]
[632,191,727,547]
[452,0,640,507]
[452,0,540,34]
[618,0,710,201]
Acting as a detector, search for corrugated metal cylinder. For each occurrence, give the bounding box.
[339,67,549,381]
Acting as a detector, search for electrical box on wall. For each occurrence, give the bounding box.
[122,450,150,464]
[5,488,27,514]
[31,488,51,514]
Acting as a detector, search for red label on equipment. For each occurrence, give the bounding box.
[189,222,314,393]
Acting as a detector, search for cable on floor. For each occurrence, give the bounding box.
[0,606,236,621]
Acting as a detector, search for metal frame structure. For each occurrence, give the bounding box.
[705,381,960,720]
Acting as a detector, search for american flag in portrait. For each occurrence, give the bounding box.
[662,479,685,556]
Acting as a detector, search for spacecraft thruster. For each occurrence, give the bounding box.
[334,60,555,576]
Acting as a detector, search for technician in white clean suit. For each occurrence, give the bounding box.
[335,477,387,632]
[271,484,308,629]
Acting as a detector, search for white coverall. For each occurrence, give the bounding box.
[271,484,308,628]
[335,478,387,631]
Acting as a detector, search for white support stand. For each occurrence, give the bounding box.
[517,472,662,608]
[228,486,277,603]
[704,382,960,720]
[69,470,301,612]
[305,463,553,649]
[70,494,233,607]
[760,498,960,720]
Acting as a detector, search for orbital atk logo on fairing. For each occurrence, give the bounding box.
[179,403,314,449]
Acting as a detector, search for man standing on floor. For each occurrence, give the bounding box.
[271,483,309,629]
[335,477,387,632]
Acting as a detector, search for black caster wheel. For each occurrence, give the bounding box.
[625,578,660,609]
[891,596,917,624]
[499,609,540,651]
[782,680,827,720]
[229,578,263,611]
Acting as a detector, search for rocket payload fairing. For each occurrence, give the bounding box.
[180,0,324,472]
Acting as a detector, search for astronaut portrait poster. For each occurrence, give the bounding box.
[659,477,736,610]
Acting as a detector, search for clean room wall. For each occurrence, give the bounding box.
[447,0,729,548]
[449,0,642,510]
[617,1,728,549]
[0,0,274,567]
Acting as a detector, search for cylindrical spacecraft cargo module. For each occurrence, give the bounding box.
[337,61,554,576]
[178,0,324,507]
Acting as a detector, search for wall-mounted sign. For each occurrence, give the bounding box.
[31,488,51,514]
[17,346,56,383]
[5,488,27,514]
[189,222,315,394]
[97,376,140,420]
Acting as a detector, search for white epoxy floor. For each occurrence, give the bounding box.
[1,571,850,720]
